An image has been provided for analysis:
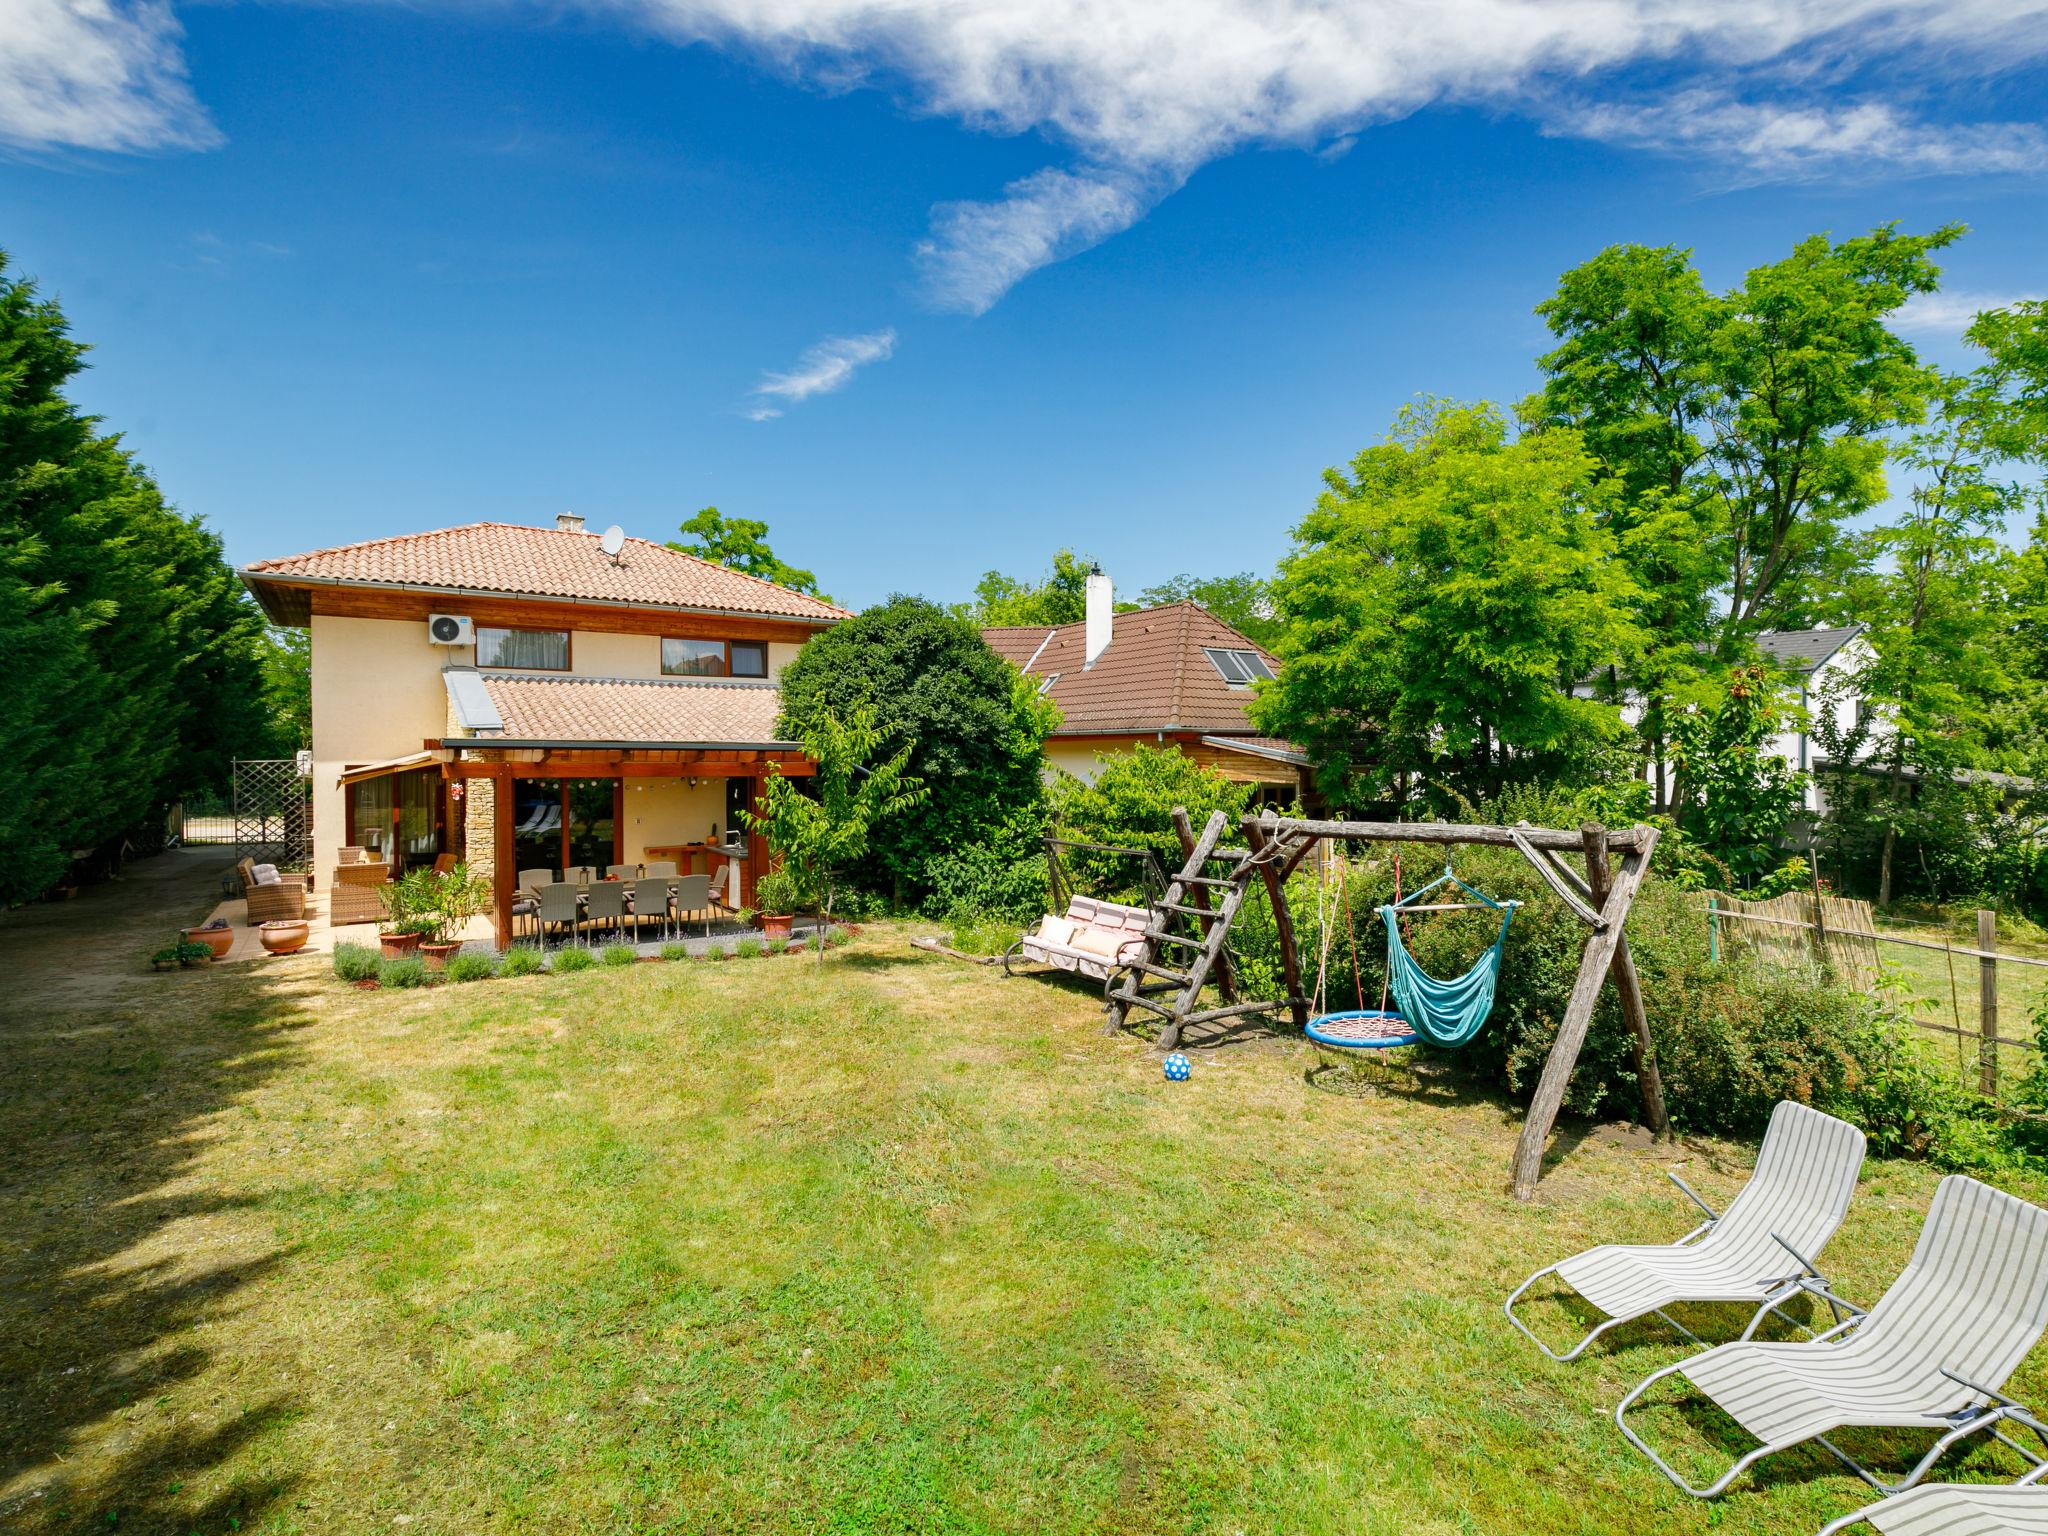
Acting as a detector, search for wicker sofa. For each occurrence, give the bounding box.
[236,857,310,925]
[330,861,392,926]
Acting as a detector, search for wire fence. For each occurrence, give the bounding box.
[1707,892,2048,1102]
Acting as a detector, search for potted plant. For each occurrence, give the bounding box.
[419,864,489,969]
[378,868,434,957]
[181,920,234,960]
[751,869,803,942]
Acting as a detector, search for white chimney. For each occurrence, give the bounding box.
[556,511,585,533]
[1084,565,1112,669]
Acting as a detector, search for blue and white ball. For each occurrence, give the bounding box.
[1163,1052,1192,1082]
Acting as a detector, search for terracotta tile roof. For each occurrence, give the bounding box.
[983,603,1287,736]
[243,521,848,623]
[464,674,792,747]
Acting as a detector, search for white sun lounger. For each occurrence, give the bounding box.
[1816,1466,2048,1536]
[1507,1101,1867,1361]
[1619,1174,2048,1499]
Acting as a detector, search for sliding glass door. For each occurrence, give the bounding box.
[510,778,618,874]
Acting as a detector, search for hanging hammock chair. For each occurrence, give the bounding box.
[1305,861,1519,1053]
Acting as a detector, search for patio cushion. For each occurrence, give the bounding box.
[1036,915,1077,947]
[251,862,282,886]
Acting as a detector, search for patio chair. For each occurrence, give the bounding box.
[534,882,582,947]
[629,877,672,941]
[1815,1464,2048,1536]
[670,874,711,937]
[1507,1101,1866,1360]
[236,857,309,925]
[584,881,627,945]
[338,846,366,865]
[517,867,556,893]
[644,860,678,878]
[562,865,594,887]
[330,861,390,925]
[1617,1175,2048,1499]
[606,862,638,882]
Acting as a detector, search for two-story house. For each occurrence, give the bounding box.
[239,514,847,944]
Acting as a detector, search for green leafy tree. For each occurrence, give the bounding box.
[1134,571,1279,644]
[775,595,1058,901]
[0,250,271,901]
[955,548,1105,627]
[1251,400,1643,811]
[669,506,826,598]
[1528,225,1959,804]
[260,625,312,753]
[1669,666,1808,887]
[744,702,926,957]
[1051,744,1253,902]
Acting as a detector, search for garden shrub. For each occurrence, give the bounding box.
[332,942,379,982]
[551,947,596,974]
[600,943,639,967]
[660,942,692,962]
[501,945,544,976]
[1051,745,1254,904]
[445,951,498,983]
[377,955,430,989]
[918,800,1051,925]
[762,937,786,956]
[734,937,764,959]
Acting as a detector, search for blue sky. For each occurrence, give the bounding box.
[3,1,2046,610]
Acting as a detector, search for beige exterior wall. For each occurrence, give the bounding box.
[309,614,451,880]
[570,629,662,678]
[767,641,804,678]
[619,778,725,861]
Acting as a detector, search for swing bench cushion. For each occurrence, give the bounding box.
[1018,897,1152,980]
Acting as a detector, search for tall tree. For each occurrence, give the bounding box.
[0,251,271,901]
[1134,571,1278,645]
[1251,400,1643,810]
[670,506,826,598]
[954,548,1101,627]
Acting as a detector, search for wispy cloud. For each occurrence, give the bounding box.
[1895,289,2047,336]
[745,329,897,420]
[1550,93,2048,184]
[20,0,2048,314]
[0,0,218,154]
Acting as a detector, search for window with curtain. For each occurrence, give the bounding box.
[730,641,767,678]
[477,627,569,669]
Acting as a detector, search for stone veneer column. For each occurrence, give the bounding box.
[463,774,495,886]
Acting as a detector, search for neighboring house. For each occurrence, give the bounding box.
[981,570,1309,801]
[240,514,848,942]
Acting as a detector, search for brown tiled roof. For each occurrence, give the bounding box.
[467,675,792,747]
[243,521,848,622]
[982,602,1286,735]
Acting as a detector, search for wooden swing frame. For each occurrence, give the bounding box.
[1244,810,1668,1200]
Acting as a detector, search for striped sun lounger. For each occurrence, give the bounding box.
[1816,1470,2048,1536]
[1619,1174,2048,1499]
[1507,1101,1867,1361]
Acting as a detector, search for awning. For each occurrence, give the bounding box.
[338,751,441,787]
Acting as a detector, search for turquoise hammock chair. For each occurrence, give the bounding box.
[1305,862,1519,1053]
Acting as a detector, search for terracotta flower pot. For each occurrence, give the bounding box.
[759,913,793,941]
[259,919,309,955]
[419,941,462,970]
[380,931,423,959]
[182,925,234,960]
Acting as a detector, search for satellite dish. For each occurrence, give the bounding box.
[599,524,626,563]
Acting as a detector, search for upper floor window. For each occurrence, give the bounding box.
[662,638,770,679]
[1203,647,1274,687]
[477,626,569,670]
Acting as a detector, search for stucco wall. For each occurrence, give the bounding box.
[619,777,726,861]
[309,614,450,879]
[571,630,662,677]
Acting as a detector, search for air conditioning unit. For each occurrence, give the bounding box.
[427,614,474,646]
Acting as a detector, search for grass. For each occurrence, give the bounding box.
[6,920,2048,1534]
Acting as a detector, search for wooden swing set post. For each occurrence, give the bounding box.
[1247,810,1663,1200]
[1171,807,1238,1005]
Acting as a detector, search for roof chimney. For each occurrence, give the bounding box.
[1084,565,1112,669]
[556,511,585,533]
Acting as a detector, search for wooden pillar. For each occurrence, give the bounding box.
[1509,823,1659,1200]
[1243,814,1308,1029]
[492,765,514,949]
[1174,807,1237,1003]
[1583,830,1669,1138]
[1979,909,1999,1099]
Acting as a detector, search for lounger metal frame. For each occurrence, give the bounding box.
[1815,1459,2048,1536]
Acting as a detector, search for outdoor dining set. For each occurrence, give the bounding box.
[513,863,722,947]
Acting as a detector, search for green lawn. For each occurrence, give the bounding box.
[5,924,2048,1534]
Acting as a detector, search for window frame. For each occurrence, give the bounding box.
[475,625,571,671]
[1202,647,1274,688]
[728,640,768,679]
[660,637,772,679]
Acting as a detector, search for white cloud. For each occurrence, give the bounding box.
[0,0,218,153]
[1895,290,2047,336]
[1551,93,2048,183]
[746,328,896,419]
[916,166,1162,316]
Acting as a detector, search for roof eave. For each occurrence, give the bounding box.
[442,738,803,753]
[235,568,846,627]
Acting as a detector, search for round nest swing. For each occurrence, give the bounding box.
[1304,1008,1421,1051]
